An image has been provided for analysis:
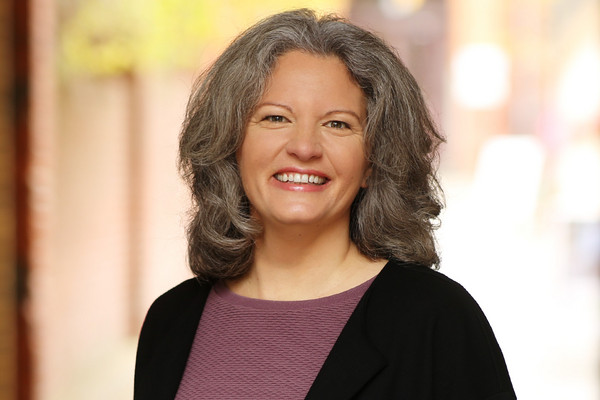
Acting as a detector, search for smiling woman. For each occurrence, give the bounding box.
[237,51,370,235]
[134,9,516,400]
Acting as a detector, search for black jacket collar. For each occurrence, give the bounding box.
[135,262,396,399]
[306,278,387,399]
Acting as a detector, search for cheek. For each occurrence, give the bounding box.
[237,139,257,175]
[237,140,266,198]
[236,150,252,195]
[238,132,267,165]
[335,142,369,179]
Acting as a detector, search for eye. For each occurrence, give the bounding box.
[263,115,288,123]
[325,120,350,129]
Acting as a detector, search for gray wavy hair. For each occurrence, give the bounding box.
[179,9,444,281]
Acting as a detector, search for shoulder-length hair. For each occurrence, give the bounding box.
[179,9,444,281]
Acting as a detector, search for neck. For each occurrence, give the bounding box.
[228,220,386,300]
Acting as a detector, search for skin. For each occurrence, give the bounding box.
[232,50,386,300]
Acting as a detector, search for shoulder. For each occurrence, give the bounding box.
[363,260,516,398]
[368,259,478,314]
[365,259,505,361]
[136,278,211,363]
[367,259,497,344]
[145,278,207,319]
[366,259,495,335]
[140,278,211,336]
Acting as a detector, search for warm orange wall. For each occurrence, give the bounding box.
[0,0,17,399]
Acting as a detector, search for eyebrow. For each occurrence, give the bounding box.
[323,109,363,122]
[255,103,363,121]
[254,102,293,113]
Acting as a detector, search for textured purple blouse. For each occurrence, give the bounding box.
[174,277,374,400]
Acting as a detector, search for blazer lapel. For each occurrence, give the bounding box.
[305,289,386,399]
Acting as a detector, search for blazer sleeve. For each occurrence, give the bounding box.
[428,277,516,399]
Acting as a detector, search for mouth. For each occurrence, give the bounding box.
[274,172,328,185]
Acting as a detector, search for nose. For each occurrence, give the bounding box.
[285,123,323,161]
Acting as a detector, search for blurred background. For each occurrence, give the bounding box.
[1,0,599,398]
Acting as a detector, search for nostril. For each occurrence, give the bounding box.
[285,135,323,161]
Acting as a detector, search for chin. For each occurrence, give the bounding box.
[273,215,323,226]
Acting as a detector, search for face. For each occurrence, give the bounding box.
[237,50,370,231]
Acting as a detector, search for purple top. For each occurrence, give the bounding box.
[175,277,374,400]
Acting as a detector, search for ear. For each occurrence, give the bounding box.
[361,167,372,188]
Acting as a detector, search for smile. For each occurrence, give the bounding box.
[274,172,327,185]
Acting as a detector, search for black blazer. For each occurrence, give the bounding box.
[134,260,516,399]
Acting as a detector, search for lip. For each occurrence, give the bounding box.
[271,167,330,192]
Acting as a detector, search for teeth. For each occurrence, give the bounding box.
[275,173,326,185]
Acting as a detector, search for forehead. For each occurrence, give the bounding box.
[259,50,366,117]
[266,50,355,86]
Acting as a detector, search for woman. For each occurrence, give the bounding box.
[135,9,516,400]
